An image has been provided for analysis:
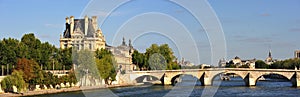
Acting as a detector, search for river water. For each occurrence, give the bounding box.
[33,75,300,97]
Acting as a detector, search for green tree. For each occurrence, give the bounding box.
[167,61,180,70]
[1,38,19,69]
[148,53,167,70]
[159,44,175,63]
[255,60,269,69]
[0,42,9,67]
[43,72,54,86]
[132,50,146,70]
[144,44,178,70]
[1,70,26,93]
[39,42,57,70]
[95,48,111,59]
[1,75,13,92]
[55,48,72,70]
[31,66,45,85]
[96,56,117,85]
[21,33,42,61]
[68,71,78,85]
[95,49,117,85]
[11,70,26,92]
[239,65,250,68]
[270,58,300,69]
[74,49,99,86]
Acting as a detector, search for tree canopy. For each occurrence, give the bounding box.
[73,49,99,81]
[132,44,180,70]
[1,70,26,93]
[270,58,300,69]
[95,49,117,85]
[255,60,269,69]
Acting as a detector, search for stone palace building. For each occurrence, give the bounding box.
[60,15,105,51]
[60,16,135,72]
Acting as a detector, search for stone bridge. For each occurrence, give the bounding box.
[127,68,300,87]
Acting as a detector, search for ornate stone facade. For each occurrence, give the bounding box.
[60,16,105,51]
[59,16,134,72]
[106,37,135,72]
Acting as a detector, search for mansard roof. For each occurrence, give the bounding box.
[62,17,97,38]
[73,19,96,37]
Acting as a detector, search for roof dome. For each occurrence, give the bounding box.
[234,56,240,59]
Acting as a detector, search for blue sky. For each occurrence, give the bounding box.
[0,0,300,65]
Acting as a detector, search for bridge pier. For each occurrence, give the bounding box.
[200,72,212,86]
[163,73,172,85]
[243,73,256,86]
[291,72,300,87]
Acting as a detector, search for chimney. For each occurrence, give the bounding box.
[84,15,88,36]
[92,16,98,30]
[65,17,70,37]
[70,16,74,34]
[65,17,69,24]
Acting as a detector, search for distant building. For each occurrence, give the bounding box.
[227,56,255,69]
[218,58,226,67]
[265,50,273,65]
[106,37,135,72]
[60,15,105,51]
[178,58,194,66]
[200,64,211,69]
[232,56,242,66]
[295,50,300,58]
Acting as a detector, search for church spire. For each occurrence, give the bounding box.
[269,50,272,58]
[129,39,132,48]
[122,37,126,46]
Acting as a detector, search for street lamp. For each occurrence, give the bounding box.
[49,52,57,74]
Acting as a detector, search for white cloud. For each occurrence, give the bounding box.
[88,10,122,17]
[260,13,271,17]
[289,28,300,32]
[44,24,63,28]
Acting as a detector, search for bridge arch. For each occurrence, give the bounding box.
[170,74,200,86]
[209,71,247,86]
[253,72,292,80]
[254,73,292,86]
[134,75,161,84]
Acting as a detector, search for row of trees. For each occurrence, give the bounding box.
[1,58,77,92]
[0,33,182,92]
[0,33,73,75]
[0,33,74,93]
[132,44,180,70]
[1,48,117,92]
[255,58,300,69]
